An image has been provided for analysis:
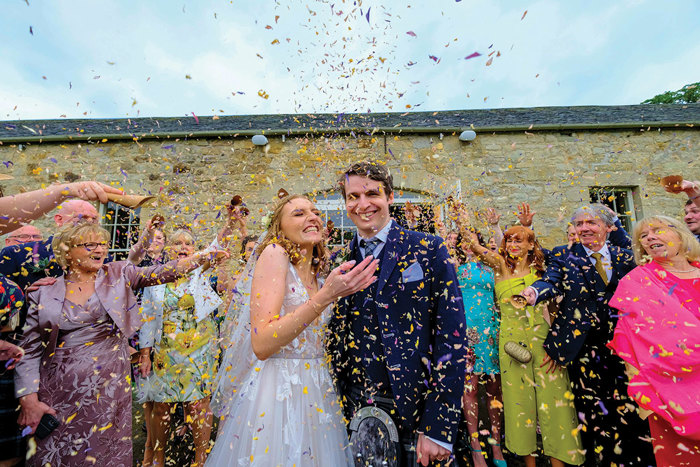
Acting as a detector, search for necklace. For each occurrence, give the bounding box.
[663,266,698,273]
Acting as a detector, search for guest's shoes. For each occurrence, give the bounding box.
[487,439,507,467]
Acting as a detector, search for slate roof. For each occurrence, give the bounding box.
[1,104,698,143]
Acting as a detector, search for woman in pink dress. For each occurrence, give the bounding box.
[608,215,700,466]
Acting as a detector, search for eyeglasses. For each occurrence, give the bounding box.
[9,234,43,242]
[74,242,109,251]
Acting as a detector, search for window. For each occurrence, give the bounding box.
[99,202,141,260]
[589,186,638,233]
[312,190,429,247]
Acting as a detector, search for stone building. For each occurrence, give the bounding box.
[0,103,698,256]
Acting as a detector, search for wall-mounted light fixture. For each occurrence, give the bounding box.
[458,130,476,142]
[252,134,268,146]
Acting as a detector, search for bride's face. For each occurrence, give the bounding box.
[279,198,323,248]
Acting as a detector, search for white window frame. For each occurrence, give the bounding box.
[589,186,637,233]
[99,202,141,260]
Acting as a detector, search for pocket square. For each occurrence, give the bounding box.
[402,262,424,282]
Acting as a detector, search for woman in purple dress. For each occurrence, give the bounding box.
[13,222,224,466]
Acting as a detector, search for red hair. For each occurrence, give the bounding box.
[500,226,546,274]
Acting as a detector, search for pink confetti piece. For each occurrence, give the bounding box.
[191,112,199,124]
[406,31,417,37]
[464,51,481,60]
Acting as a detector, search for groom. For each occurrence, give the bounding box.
[328,161,468,466]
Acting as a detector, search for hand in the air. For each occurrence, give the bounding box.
[517,202,536,227]
[63,181,123,204]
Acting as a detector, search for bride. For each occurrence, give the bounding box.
[207,194,378,466]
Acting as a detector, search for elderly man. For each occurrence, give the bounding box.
[0,199,100,290]
[521,204,654,466]
[4,225,43,247]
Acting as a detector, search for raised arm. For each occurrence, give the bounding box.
[250,244,378,361]
[0,181,122,234]
[485,207,504,246]
[455,207,505,272]
[217,204,249,250]
[126,249,229,290]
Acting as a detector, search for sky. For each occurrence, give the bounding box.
[1,0,699,120]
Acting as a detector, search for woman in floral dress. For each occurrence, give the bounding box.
[139,229,222,466]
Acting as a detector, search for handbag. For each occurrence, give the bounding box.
[504,341,532,364]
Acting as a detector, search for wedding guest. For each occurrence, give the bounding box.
[662,178,700,241]
[4,225,43,247]
[608,215,700,466]
[521,204,655,465]
[139,229,224,467]
[454,232,505,467]
[14,222,221,466]
[0,181,120,467]
[461,212,584,467]
[565,224,579,247]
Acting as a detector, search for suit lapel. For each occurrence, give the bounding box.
[377,222,402,293]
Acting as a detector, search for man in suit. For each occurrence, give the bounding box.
[328,161,468,466]
[521,204,654,466]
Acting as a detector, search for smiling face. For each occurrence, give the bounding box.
[166,232,195,261]
[573,213,612,251]
[445,232,458,249]
[487,236,498,252]
[684,203,700,235]
[567,225,579,244]
[66,232,108,273]
[638,221,683,261]
[505,232,533,259]
[279,197,323,249]
[344,175,394,238]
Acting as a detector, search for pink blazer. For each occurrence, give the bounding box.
[14,260,178,397]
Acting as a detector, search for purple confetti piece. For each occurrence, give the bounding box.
[49,157,57,163]
[438,353,452,363]
[21,426,32,437]
[597,400,609,415]
[464,51,481,60]
[668,284,677,295]
[365,7,370,23]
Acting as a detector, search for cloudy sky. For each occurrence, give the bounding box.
[2,0,698,120]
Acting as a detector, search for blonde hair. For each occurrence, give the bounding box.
[632,215,700,264]
[52,222,110,269]
[168,228,195,245]
[256,194,329,274]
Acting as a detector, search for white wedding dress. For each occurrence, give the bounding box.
[206,262,353,466]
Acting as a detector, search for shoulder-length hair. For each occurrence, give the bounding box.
[256,194,330,275]
[52,222,110,269]
[632,215,700,264]
[500,226,546,274]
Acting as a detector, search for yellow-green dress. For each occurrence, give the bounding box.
[495,270,584,465]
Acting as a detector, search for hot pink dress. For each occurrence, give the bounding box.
[608,261,700,466]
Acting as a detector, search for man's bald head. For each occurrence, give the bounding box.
[5,225,43,246]
[54,200,99,227]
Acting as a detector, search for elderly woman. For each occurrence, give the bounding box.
[138,229,223,467]
[608,215,700,466]
[13,222,222,467]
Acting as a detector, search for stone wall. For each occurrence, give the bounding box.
[0,126,697,249]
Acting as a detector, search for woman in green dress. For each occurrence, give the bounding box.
[461,219,584,467]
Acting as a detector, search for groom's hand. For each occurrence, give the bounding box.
[416,433,451,465]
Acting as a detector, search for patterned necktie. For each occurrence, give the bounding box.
[360,238,380,258]
[591,252,609,286]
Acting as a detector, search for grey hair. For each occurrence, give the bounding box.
[571,203,616,227]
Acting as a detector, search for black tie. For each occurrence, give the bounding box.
[360,238,380,258]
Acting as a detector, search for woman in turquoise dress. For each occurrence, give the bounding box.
[455,233,506,467]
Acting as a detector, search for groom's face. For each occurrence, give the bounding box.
[344,175,394,238]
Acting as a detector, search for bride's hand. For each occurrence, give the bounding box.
[317,256,379,305]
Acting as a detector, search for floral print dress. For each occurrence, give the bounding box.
[150,280,218,402]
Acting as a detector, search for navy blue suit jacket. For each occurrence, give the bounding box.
[328,221,468,444]
[531,242,635,366]
[0,238,62,290]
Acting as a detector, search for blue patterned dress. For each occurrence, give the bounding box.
[457,261,500,374]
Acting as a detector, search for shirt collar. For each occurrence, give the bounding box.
[358,219,393,244]
[582,242,610,259]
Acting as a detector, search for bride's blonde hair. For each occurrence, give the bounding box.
[256,194,330,275]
